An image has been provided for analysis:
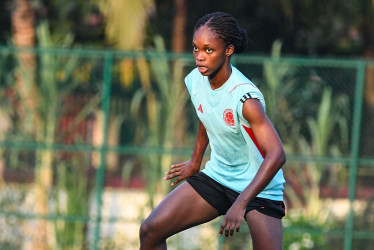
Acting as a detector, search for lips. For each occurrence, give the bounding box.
[197,66,208,74]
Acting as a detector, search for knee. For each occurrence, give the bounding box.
[139,219,160,244]
[139,220,151,241]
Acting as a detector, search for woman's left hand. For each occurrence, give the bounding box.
[219,201,246,237]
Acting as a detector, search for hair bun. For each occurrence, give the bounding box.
[235,28,248,54]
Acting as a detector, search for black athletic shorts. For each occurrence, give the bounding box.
[186,172,285,219]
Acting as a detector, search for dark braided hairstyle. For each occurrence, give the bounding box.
[194,12,248,54]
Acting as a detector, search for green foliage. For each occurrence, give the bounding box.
[94,0,155,50]
[261,40,296,141]
[282,88,349,247]
[284,213,332,250]
[36,22,98,248]
[128,35,190,208]
[32,0,104,46]
[259,41,350,249]
[0,20,100,248]
[54,157,90,248]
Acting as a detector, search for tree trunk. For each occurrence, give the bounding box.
[0,111,11,187]
[361,1,374,157]
[12,0,39,128]
[12,1,50,249]
[171,0,186,53]
[171,0,187,149]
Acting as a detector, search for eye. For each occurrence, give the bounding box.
[206,48,213,53]
[193,46,198,52]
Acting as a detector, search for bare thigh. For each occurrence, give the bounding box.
[142,181,220,240]
[245,209,283,250]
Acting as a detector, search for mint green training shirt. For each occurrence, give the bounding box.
[185,66,285,201]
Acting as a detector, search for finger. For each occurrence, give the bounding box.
[165,166,181,175]
[170,163,183,169]
[164,172,181,181]
[164,168,181,179]
[229,224,236,236]
[225,222,236,237]
[224,223,231,237]
[219,220,227,236]
[171,177,182,186]
[229,227,234,236]
[236,223,240,233]
[236,220,242,232]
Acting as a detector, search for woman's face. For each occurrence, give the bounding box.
[192,25,232,78]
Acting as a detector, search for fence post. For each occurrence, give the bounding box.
[93,51,113,250]
[344,61,366,250]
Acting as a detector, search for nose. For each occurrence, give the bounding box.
[195,51,205,62]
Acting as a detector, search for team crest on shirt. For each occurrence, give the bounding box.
[223,109,235,126]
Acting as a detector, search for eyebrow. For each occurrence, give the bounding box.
[192,42,214,47]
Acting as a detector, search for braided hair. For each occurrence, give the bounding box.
[194,12,248,54]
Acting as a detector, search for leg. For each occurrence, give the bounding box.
[245,210,283,250]
[139,181,219,250]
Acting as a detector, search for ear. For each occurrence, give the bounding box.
[226,45,234,57]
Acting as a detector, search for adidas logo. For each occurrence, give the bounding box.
[198,104,203,113]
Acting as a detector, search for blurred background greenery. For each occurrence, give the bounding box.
[0,0,374,249]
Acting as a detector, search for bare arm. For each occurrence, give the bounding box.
[236,99,286,204]
[190,119,209,167]
[164,120,209,186]
[220,98,286,236]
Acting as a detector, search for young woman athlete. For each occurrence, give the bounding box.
[139,12,286,250]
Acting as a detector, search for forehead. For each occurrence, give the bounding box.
[193,25,224,46]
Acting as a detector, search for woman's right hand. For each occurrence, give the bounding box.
[164,160,200,186]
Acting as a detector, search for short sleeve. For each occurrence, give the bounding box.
[235,84,266,125]
[184,74,192,94]
[184,68,200,95]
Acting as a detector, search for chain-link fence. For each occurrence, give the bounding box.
[0,46,374,249]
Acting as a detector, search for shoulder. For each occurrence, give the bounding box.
[228,67,266,124]
[229,67,264,105]
[184,68,202,93]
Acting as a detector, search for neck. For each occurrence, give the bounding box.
[209,63,232,90]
